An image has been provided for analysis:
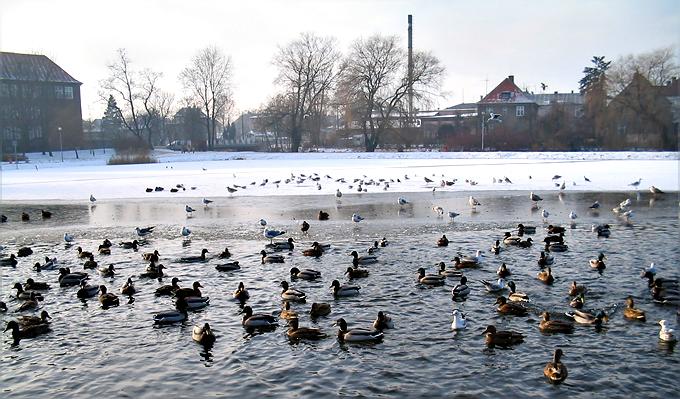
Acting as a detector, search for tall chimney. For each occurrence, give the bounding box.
[408,14,413,126]
[508,75,514,83]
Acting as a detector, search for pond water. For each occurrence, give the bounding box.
[1,191,678,398]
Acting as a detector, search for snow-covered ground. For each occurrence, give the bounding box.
[1,149,677,201]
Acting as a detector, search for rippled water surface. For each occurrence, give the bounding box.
[1,191,679,398]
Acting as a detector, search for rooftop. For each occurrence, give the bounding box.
[0,51,81,84]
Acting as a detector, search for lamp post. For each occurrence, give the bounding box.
[58,126,63,162]
[481,112,502,151]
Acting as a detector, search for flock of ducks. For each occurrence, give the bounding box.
[1,175,677,386]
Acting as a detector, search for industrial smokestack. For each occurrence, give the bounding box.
[407,14,414,126]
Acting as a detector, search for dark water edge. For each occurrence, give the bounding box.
[1,191,679,398]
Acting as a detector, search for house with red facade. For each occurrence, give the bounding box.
[0,51,83,153]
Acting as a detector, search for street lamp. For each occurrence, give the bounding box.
[58,126,63,162]
[481,112,502,151]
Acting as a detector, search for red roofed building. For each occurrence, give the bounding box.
[477,75,538,149]
[0,51,83,153]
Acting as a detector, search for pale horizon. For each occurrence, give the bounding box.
[1,0,678,120]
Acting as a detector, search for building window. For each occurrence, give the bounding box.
[499,91,512,101]
[55,86,64,99]
[516,105,525,117]
[64,86,74,99]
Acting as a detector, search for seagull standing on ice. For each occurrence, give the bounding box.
[264,227,286,244]
[336,189,343,198]
[64,233,74,243]
[259,219,267,227]
[469,196,481,209]
[448,211,460,221]
[398,197,409,206]
[530,192,543,204]
[202,198,213,207]
[89,194,97,203]
[541,209,550,221]
[568,211,578,222]
[629,178,642,188]
[589,201,600,209]
[352,213,364,223]
[136,226,155,237]
[181,226,192,238]
[185,205,196,217]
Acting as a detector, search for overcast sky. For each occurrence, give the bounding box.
[1,0,678,120]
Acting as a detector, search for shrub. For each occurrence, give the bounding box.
[107,153,157,165]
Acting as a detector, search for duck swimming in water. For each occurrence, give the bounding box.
[192,323,216,346]
[261,250,285,264]
[539,312,574,333]
[544,349,568,384]
[437,235,449,247]
[330,280,361,297]
[537,268,555,285]
[240,306,278,328]
[280,281,306,302]
[350,250,378,266]
[590,253,606,271]
[538,251,554,267]
[345,266,370,279]
[310,302,332,318]
[417,268,445,285]
[496,263,511,278]
[569,281,587,296]
[287,317,327,340]
[232,282,250,302]
[623,296,646,321]
[334,318,383,343]
[4,320,50,344]
[507,281,529,302]
[481,325,524,347]
[495,296,528,316]
[438,262,463,278]
[451,276,471,299]
[373,311,394,331]
[567,309,607,326]
[290,267,321,280]
[155,277,181,296]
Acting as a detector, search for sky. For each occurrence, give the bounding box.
[1,0,678,120]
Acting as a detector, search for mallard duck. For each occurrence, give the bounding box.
[290,267,321,281]
[58,267,88,287]
[543,233,564,244]
[310,302,331,317]
[481,325,524,347]
[139,264,164,279]
[119,240,138,250]
[232,282,250,302]
[569,281,587,296]
[279,301,298,320]
[538,267,555,285]
[373,311,394,331]
[567,309,606,325]
[496,263,511,278]
[345,266,370,279]
[335,318,383,343]
[658,320,676,342]
[261,250,285,264]
[437,235,449,247]
[218,247,231,259]
[97,265,114,278]
[77,280,99,298]
[176,296,210,311]
[83,254,98,269]
[155,277,181,296]
[651,281,680,303]
[0,254,18,267]
[318,210,330,220]
[98,285,120,308]
[99,239,112,248]
[590,253,606,270]
[623,296,645,321]
[544,349,568,384]
[17,247,33,257]
[507,281,529,302]
[98,246,111,255]
[120,277,135,296]
[417,267,445,285]
[538,251,554,267]
[175,281,203,299]
[350,250,378,266]
[641,271,678,289]
[517,238,533,248]
[215,261,240,271]
[451,276,471,299]
[266,237,294,251]
[17,310,51,327]
[503,232,521,245]
[517,223,536,234]
[548,243,568,252]
[490,240,503,254]
[287,317,327,340]
[42,256,57,270]
[4,320,49,343]
[496,296,528,316]
[12,283,44,301]
[570,293,585,309]
[592,223,611,237]
[153,308,187,324]
[76,246,93,258]
[142,250,160,262]
[330,280,361,297]
[240,306,278,328]
[301,242,324,257]
[179,248,209,263]
[280,281,306,302]
[451,309,466,330]
[547,225,565,234]
[438,262,463,278]
[18,294,41,311]
[452,256,478,270]
[23,278,49,291]
[539,312,574,333]
[192,323,216,346]
[481,278,507,293]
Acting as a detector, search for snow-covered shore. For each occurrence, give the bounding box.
[1,149,677,202]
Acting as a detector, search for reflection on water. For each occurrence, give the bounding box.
[0,191,678,398]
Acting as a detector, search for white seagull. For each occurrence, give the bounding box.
[568,211,578,221]
[451,309,467,330]
[202,198,213,207]
[352,213,364,223]
[541,209,550,220]
[264,227,286,243]
[469,196,481,208]
[629,178,642,188]
[659,320,676,342]
[136,226,155,236]
[181,226,192,238]
[530,192,543,203]
[185,205,196,217]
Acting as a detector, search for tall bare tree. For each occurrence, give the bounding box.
[608,46,679,96]
[273,33,341,152]
[99,49,161,147]
[338,34,444,152]
[180,46,233,150]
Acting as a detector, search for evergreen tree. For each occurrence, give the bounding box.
[579,56,611,93]
[101,95,123,137]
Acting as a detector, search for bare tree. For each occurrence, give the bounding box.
[273,33,341,152]
[150,90,174,145]
[608,46,679,96]
[338,34,444,151]
[180,46,233,150]
[99,49,161,147]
